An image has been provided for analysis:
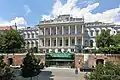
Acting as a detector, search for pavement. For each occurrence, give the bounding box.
[15,67,86,80]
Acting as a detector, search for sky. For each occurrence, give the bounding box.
[0,0,120,27]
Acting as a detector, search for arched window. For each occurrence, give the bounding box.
[27,42,30,49]
[32,33,34,38]
[28,33,30,38]
[90,40,93,47]
[24,33,26,38]
[84,40,88,47]
[31,41,34,47]
[90,30,94,36]
[36,41,38,47]
[96,30,99,36]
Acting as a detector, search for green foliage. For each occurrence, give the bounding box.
[0,56,15,80]
[21,53,41,77]
[0,30,24,52]
[99,46,120,54]
[113,33,120,46]
[96,30,115,48]
[85,61,120,80]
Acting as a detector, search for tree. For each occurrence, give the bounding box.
[96,30,115,48]
[0,56,15,80]
[113,33,120,46]
[85,61,120,80]
[0,30,24,52]
[21,53,41,77]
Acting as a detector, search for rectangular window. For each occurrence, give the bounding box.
[72,39,75,46]
[42,40,44,46]
[48,40,50,46]
[54,40,56,46]
[60,39,62,46]
[66,39,68,46]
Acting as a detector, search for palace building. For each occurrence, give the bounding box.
[38,14,119,53]
[38,15,84,53]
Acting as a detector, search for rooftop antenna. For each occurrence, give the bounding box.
[15,23,17,30]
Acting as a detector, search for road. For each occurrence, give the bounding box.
[15,67,86,80]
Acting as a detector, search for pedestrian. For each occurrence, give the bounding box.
[75,67,78,74]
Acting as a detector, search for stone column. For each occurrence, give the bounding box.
[44,38,45,47]
[44,28,46,35]
[75,25,77,34]
[62,26,64,34]
[56,37,57,47]
[69,37,71,46]
[56,27,57,35]
[69,26,71,34]
[50,27,51,35]
[75,37,77,45]
[81,24,84,52]
[50,38,51,47]
[62,37,64,47]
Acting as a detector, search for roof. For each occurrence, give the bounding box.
[0,26,13,30]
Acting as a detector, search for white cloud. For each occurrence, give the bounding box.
[10,17,27,26]
[42,0,120,24]
[24,5,31,16]
[0,17,27,26]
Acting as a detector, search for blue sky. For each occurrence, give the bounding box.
[0,0,120,26]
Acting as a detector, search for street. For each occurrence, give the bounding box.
[15,67,86,80]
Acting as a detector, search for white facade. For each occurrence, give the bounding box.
[83,22,119,49]
[37,15,120,53]
[38,15,84,53]
[19,27,39,50]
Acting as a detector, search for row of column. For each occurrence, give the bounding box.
[43,25,78,35]
[43,37,79,47]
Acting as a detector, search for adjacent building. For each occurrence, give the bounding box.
[18,27,39,51]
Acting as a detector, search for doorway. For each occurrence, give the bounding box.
[96,59,104,65]
[8,58,13,65]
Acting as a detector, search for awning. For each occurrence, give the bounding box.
[46,59,74,62]
[46,52,75,59]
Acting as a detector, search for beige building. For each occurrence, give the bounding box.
[38,15,84,53]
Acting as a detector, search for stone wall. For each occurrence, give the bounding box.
[75,53,84,68]
[1,53,120,68]
[1,53,45,66]
[88,55,107,68]
[106,54,120,64]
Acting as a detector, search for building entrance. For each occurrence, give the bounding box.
[45,52,75,67]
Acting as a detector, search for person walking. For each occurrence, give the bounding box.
[75,67,78,74]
